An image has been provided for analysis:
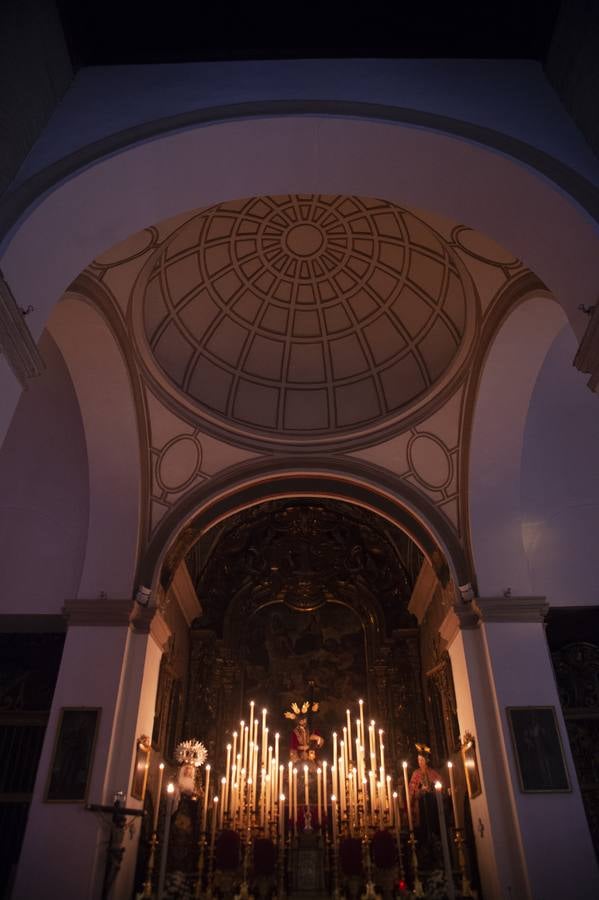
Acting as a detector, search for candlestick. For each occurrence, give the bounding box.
[153,762,164,832]
[202,764,211,833]
[304,764,309,809]
[435,783,455,900]
[331,795,338,844]
[447,761,459,827]
[402,762,413,832]
[157,783,175,900]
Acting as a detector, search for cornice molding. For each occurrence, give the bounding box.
[150,610,172,651]
[63,598,134,627]
[0,269,45,386]
[170,560,202,626]
[474,595,549,623]
[574,302,599,393]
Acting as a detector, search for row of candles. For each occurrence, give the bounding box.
[186,700,462,841]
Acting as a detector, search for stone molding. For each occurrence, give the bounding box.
[474,595,549,623]
[439,603,481,646]
[149,611,172,651]
[408,560,438,624]
[169,561,202,626]
[63,598,133,626]
[574,302,599,393]
[0,269,45,386]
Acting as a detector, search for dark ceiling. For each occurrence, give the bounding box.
[56,1,562,68]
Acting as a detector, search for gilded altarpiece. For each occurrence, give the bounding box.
[184,500,429,772]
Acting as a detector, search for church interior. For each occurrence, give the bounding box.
[1,3,599,899]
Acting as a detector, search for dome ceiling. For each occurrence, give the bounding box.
[134,195,477,450]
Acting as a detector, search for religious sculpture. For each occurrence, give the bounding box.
[284,699,324,765]
[408,743,443,827]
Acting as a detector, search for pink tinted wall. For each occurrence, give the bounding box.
[0,330,88,613]
[521,324,599,606]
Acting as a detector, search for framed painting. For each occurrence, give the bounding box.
[45,707,100,802]
[507,706,570,793]
[131,735,151,801]
[460,732,482,798]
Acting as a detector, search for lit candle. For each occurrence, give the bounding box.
[243,725,249,774]
[225,744,232,813]
[274,733,280,799]
[369,770,376,825]
[210,796,219,853]
[261,708,267,768]
[153,762,165,831]
[379,730,385,776]
[202,764,211,833]
[322,761,328,822]
[435,782,455,900]
[447,761,459,826]
[293,768,298,832]
[249,700,255,752]
[359,700,365,754]
[392,791,401,861]
[317,768,322,826]
[386,775,393,824]
[304,764,309,809]
[220,778,226,828]
[240,721,245,772]
[342,729,348,773]
[369,721,376,772]
[333,732,338,774]
[403,761,413,832]
[288,761,293,824]
[157,783,175,899]
[346,710,353,763]
[232,731,238,776]
[246,778,253,829]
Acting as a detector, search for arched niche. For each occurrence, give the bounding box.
[47,290,147,598]
[467,293,595,599]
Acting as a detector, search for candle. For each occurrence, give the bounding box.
[369,721,376,772]
[210,796,219,853]
[386,775,393,824]
[392,791,401,863]
[342,729,348,773]
[243,725,249,774]
[322,761,328,822]
[293,768,298,831]
[249,700,255,751]
[157,783,175,899]
[274,733,280,798]
[435,783,456,900]
[317,768,322,826]
[202,764,211,832]
[403,761,413,832]
[379,731,385,776]
[225,744,232,813]
[331,795,338,844]
[346,710,353,763]
[304,765,309,809]
[261,708,267,767]
[247,778,253,829]
[369,770,376,825]
[153,762,164,831]
[359,700,365,750]
[288,761,293,824]
[240,720,245,772]
[447,761,459,827]
[219,778,226,827]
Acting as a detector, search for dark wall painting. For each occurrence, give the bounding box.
[242,603,366,747]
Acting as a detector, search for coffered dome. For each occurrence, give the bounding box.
[134,195,477,449]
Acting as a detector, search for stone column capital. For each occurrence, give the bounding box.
[63,598,133,626]
[474,595,548,623]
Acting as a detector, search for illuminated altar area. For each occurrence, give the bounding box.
[136,501,478,898]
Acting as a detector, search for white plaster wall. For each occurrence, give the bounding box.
[0,331,88,613]
[482,620,599,899]
[13,623,130,900]
[520,325,599,606]
[13,60,599,185]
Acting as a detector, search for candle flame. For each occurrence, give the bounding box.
[159,762,165,770]
[167,783,175,794]
[402,761,407,769]
[447,761,453,768]
[434,781,442,791]
[214,796,219,803]
[331,794,336,801]
[280,794,285,801]
[393,791,398,798]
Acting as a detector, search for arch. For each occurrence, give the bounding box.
[139,456,471,595]
[468,293,571,597]
[47,290,147,598]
